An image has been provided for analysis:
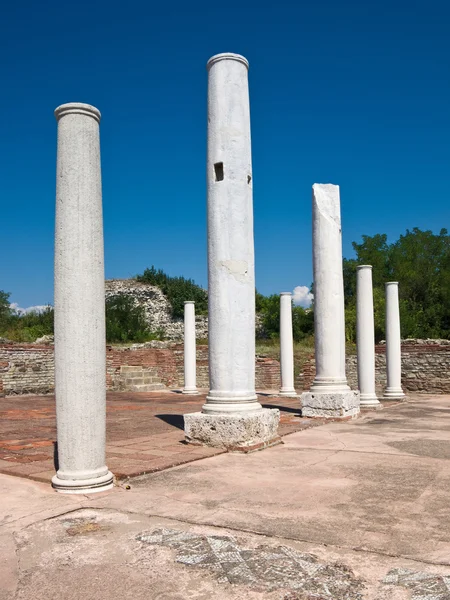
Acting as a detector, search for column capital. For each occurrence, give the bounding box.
[357,265,372,270]
[280,292,292,296]
[207,53,249,70]
[386,281,399,286]
[184,301,195,305]
[55,103,101,123]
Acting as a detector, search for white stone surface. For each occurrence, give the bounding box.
[301,391,360,418]
[184,408,280,450]
[203,53,261,415]
[301,184,360,418]
[52,103,113,494]
[356,266,381,407]
[383,282,406,400]
[183,301,198,394]
[279,293,297,397]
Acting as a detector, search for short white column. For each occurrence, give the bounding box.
[184,54,279,450]
[279,293,297,397]
[52,103,113,494]
[301,184,360,418]
[383,282,405,399]
[356,266,381,407]
[183,301,198,394]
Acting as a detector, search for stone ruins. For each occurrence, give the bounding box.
[301,184,360,418]
[47,53,408,493]
[52,103,113,494]
[105,279,209,340]
[183,53,280,451]
[356,266,381,407]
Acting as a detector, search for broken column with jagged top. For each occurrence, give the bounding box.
[301,184,360,418]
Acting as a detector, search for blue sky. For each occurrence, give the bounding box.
[1,0,449,309]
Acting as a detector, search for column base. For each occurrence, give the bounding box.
[383,388,406,400]
[360,394,382,409]
[182,388,199,395]
[52,470,114,494]
[301,390,360,419]
[278,388,300,398]
[184,408,280,452]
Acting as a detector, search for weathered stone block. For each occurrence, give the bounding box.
[184,409,280,452]
[301,391,360,419]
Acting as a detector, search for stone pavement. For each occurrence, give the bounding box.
[0,390,319,484]
[2,394,450,599]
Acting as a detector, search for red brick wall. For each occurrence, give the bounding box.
[0,343,282,395]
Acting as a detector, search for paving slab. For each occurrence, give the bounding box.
[1,395,450,599]
[0,390,315,484]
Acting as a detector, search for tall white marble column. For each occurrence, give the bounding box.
[383,282,405,399]
[301,184,360,418]
[184,53,279,450]
[183,301,198,394]
[52,103,113,494]
[356,266,381,407]
[279,293,297,397]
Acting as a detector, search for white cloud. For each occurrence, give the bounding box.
[292,286,313,308]
[10,303,52,315]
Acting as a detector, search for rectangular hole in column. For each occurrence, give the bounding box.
[214,162,224,181]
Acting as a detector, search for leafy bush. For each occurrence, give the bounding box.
[105,294,161,343]
[136,266,208,319]
[1,300,54,342]
[257,293,314,342]
[344,228,450,342]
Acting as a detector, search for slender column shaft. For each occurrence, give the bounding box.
[279,293,297,396]
[356,266,380,406]
[52,103,113,494]
[383,282,405,399]
[203,53,260,415]
[310,184,349,392]
[183,301,198,394]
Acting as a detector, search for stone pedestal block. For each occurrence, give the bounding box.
[301,390,360,419]
[184,409,280,452]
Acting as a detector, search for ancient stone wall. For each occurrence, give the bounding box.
[0,342,281,395]
[3,340,450,397]
[105,279,209,341]
[104,279,265,341]
[303,342,450,395]
[0,344,55,395]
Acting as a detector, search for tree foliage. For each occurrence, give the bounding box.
[0,294,54,342]
[257,293,314,342]
[344,228,450,341]
[0,290,11,331]
[105,294,158,343]
[136,266,208,319]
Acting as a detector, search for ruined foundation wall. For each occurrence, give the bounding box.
[302,343,450,395]
[2,341,449,397]
[0,343,281,396]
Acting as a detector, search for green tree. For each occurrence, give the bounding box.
[343,228,450,341]
[0,290,11,332]
[258,293,314,342]
[105,295,154,343]
[136,266,208,319]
